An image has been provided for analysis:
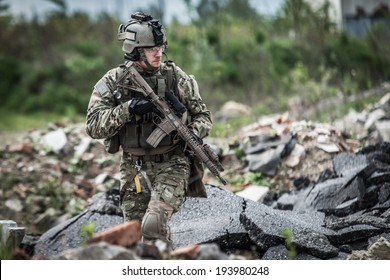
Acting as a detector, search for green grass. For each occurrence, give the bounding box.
[0,111,85,146]
[210,115,257,138]
[0,111,84,133]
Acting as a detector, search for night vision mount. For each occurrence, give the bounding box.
[131,12,153,22]
[130,12,165,46]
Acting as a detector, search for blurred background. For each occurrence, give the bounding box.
[1,0,390,136]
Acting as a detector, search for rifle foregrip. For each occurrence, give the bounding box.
[204,144,221,164]
[178,127,228,185]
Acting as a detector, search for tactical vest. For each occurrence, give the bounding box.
[108,61,187,155]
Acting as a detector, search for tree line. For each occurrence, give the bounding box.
[0,0,389,127]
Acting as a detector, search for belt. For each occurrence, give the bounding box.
[130,147,183,163]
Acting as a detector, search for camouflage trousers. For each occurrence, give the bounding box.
[119,151,190,224]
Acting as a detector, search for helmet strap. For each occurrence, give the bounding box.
[124,48,140,61]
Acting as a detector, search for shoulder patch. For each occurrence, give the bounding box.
[94,79,110,96]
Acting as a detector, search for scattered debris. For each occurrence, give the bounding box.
[1,92,390,259]
[33,177,390,260]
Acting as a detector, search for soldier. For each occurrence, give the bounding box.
[86,12,212,245]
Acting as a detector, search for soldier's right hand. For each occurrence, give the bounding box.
[128,97,154,115]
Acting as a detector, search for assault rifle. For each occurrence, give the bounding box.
[127,63,228,185]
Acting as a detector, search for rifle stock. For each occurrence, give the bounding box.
[127,63,228,185]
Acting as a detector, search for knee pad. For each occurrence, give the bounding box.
[141,200,174,242]
[141,205,166,241]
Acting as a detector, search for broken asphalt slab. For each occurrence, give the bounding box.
[33,142,390,259]
[34,189,123,258]
[171,185,341,259]
[34,184,342,259]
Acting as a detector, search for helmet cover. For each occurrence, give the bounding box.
[118,12,167,53]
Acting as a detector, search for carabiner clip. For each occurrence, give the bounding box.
[135,159,142,171]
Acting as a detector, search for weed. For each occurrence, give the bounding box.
[281,228,297,260]
[79,222,96,245]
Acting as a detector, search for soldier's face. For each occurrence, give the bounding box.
[142,46,164,68]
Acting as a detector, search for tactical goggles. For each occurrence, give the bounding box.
[143,45,166,54]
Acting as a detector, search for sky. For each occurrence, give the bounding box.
[6,0,286,23]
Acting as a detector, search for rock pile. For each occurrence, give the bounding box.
[34,166,390,260]
[1,93,390,259]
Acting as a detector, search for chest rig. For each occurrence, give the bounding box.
[114,61,186,155]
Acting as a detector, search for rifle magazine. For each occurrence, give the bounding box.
[146,126,169,148]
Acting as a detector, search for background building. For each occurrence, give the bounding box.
[310,0,390,36]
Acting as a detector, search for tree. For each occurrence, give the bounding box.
[0,0,9,14]
[46,0,67,15]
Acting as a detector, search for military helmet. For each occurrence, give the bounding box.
[118,12,167,54]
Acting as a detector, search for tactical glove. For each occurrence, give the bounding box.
[128,97,154,115]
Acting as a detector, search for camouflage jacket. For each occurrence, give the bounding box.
[86,61,212,149]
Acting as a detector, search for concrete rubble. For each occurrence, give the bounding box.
[1,92,390,259]
[0,220,25,253]
[33,179,390,260]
